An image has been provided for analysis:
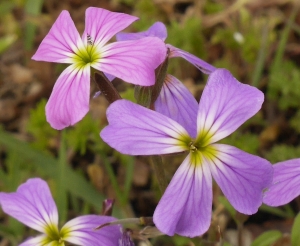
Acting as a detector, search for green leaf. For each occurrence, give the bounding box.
[0,1,15,15]
[291,213,300,246]
[259,204,294,218]
[0,35,17,54]
[0,130,106,211]
[251,230,282,246]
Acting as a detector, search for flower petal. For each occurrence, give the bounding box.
[263,159,300,206]
[153,153,212,237]
[83,7,138,48]
[32,10,83,63]
[100,99,189,155]
[209,144,273,214]
[155,74,198,138]
[62,215,122,246]
[119,229,135,246]
[167,44,216,74]
[117,22,168,41]
[93,37,167,86]
[0,178,58,233]
[197,69,264,144]
[19,235,49,246]
[46,64,90,130]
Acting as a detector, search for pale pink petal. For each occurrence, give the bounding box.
[32,10,83,63]
[63,215,121,246]
[19,235,48,246]
[197,69,264,144]
[46,64,90,130]
[209,144,273,214]
[100,99,189,155]
[263,159,300,206]
[117,22,168,41]
[155,74,198,138]
[93,37,167,86]
[0,178,58,233]
[167,44,216,74]
[154,153,212,237]
[83,7,138,47]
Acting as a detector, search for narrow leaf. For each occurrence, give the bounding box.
[251,230,282,246]
[291,213,300,246]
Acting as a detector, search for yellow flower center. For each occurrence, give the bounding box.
[42,223,72,245]
[72,38,101,69]
[181,129,218,166]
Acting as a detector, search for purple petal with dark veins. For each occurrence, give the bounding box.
[154,153,213,237]
[155,74,198,138]
[209,144,273,214]
[100,99,189,155]
[263,159,300,206]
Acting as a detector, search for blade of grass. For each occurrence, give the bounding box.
[24,0,44,50]
[252,24,269,87]
[101,153,124,204]
[271,6,299,72]
[251,230,282,246]
[121,155,134,203]
[259,204,294,218]
[6,150,22,191]
[291,213,300,246]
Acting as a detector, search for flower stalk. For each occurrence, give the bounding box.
[94,72,121,104]
[150,155,168,193]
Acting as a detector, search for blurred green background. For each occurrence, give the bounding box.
[0,0,300,245]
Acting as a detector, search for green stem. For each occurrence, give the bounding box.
[57,130,67,224]
[150,155,168,193]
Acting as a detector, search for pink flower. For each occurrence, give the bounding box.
[32,8,166,130]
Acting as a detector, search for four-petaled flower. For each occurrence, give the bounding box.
[100,68,273,237]
[0,178,122,245]
[263,159,300,207]
[32,8,166,130]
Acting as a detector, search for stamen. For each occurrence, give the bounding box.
[188,142,197,152]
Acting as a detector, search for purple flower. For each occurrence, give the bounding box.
[100,68,273,237]
[0,178,122,245]
[119,229,135,246]
[116,22,216,134]
[32,8,166,130]
[116,22,216,74]
[263,159,300,206]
